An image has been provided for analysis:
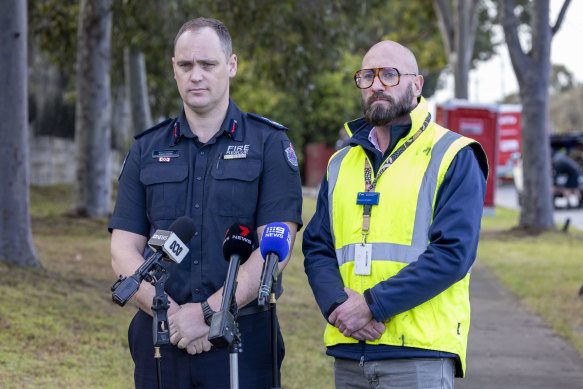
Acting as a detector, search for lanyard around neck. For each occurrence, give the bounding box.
[360,113,431,243]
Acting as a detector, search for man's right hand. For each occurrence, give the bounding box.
[186,336,213,355]
[169,303,209,350]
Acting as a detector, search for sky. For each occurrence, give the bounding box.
[431,0,583,105]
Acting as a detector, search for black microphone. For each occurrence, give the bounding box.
[208,223,255,348]
[257,223,291,307]
[111,216,196,306]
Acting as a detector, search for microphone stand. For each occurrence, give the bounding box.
[269,291,281,389]
[208,255,243,389]
[150,266,171,389]
[228,301,242,389]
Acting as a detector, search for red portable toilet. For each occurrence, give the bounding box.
[435,100,499,214]
[497,104,522,181]
[304,143,335,188]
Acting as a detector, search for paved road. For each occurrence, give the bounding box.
[456,261,583,388]
[494,182,583,231]
[454,183,583,388]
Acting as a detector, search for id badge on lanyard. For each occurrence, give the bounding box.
[354,243,372,275]
[354,114,431,276]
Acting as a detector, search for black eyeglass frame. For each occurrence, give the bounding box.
[354,67,417,89]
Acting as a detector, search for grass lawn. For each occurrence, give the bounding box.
[0,185,581,388]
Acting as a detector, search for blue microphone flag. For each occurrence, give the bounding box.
[260,222,291,261]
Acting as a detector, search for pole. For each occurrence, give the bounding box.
[151,267,170,389]
[270,292,282,389]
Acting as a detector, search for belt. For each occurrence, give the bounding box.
[238,302,270,317]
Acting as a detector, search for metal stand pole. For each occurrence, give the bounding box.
[270,292,282,389]
[150,268,170,389]
[229,335,241,389]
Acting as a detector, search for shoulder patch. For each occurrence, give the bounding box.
[247,113,288,131]
[282,140,299,171]
[134,118,173,139]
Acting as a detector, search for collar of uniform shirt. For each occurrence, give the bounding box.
[175,99,245,144]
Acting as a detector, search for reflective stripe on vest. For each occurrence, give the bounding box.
[328,130,463,268]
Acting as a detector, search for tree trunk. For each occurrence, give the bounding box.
[72,0,113,218]
[499,0,571,231]
[0,0,41,267]
[125,47,153,134]
[111,83,131,153]
[518,80,554,229]
[433,0,479,99]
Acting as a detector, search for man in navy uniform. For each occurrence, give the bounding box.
[109,17,302,388]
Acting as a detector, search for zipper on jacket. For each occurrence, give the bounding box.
[359,341,365,366]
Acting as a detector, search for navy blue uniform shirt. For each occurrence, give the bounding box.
[303,119,487,374]
[109,99,303,305]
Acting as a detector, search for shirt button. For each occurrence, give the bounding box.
[194,231,199,236]
[193,260,199,265]
[200,151,205,155]
[196,176,202,181]
[194,289,200,294]
[195,203,200,208]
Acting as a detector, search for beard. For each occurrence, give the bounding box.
[361,85,415,126]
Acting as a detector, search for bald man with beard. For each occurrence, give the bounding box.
[303,41,489,389]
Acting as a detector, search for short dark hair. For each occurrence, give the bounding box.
[174,18,233,60]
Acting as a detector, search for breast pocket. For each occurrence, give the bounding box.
[210,158,261,217]
[140,163,188,222]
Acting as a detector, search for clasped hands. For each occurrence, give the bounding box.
[168,303,212,355]
[328,287,388,341]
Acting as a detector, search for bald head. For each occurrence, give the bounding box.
[358,40,424,127]
[363,41,419,75]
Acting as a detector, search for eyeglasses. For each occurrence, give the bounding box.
[354,67,417,89]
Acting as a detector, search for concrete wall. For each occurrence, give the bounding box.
[29,135,121,186]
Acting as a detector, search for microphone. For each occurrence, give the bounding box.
[209,223,255,348]
[111,216,196,306]
[257,223,291,307]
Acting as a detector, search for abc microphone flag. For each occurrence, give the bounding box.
[147,216,195,263]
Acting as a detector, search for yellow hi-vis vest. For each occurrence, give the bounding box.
[324,97,487,377]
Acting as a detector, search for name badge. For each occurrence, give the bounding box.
[354,244,372,276]
[152,150,180,158]
[356,192,380,205]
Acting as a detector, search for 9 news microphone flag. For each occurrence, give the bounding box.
[258,223,291,307]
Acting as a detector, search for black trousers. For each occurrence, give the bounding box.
[128,309,284,389]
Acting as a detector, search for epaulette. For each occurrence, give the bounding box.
[247,113,288,131]
[134,118,173,139]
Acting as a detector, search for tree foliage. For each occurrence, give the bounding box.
[550,84,583,134]
[28,0,452,169]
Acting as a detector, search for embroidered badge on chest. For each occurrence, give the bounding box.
[224,144,250,159]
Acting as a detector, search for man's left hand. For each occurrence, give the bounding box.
[328,287,373,337]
